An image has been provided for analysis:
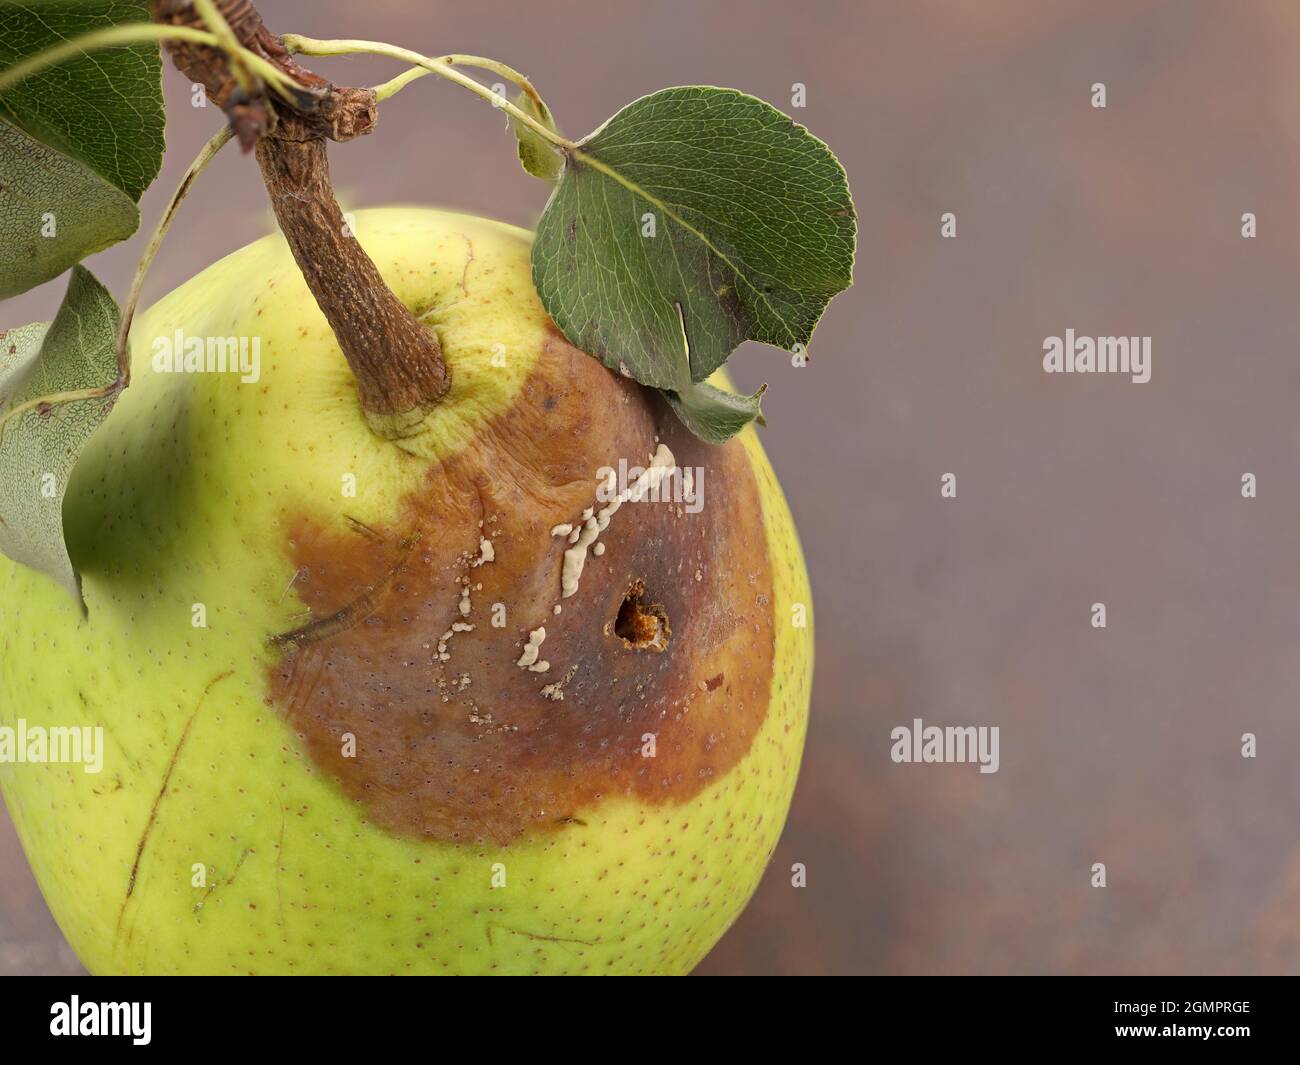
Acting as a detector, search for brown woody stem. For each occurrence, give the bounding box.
[253,133,449,430]
[151,0,449,435]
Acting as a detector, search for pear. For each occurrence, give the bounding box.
[0,207,812,975]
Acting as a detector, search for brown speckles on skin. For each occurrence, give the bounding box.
[267,331,775,845]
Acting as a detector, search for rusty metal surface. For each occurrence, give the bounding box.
[4,0,1300,975]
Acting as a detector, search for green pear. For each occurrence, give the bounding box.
[0,207,812,975]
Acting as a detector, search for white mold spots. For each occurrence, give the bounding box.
[517,626,550,673]
[559,444,676,599]
[471,537,494,566]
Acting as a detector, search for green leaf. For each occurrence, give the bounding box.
[0,0,165,203]
[0,1,164,299]
[0,117,138,299]
[532,86,855,397]
[664,379,766,444]
[510,90,562,182]
[0,265,120,611]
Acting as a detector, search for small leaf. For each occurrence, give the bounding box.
[664,379,766,445]
[0,265,120,611]
[532,86,855,395]
[0,0,165,202]
[510,90,562,182]
[0,117,138,299]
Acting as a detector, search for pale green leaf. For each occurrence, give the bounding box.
[664,379,766,444]
[0,117,137,299]
[0,265,120,610]
[510,90,561,182]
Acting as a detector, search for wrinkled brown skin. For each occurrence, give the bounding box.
[269,332,775,845]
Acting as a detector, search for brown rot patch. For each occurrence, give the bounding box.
[613,579,670,652]
[266,332,776,845]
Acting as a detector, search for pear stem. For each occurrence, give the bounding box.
[369,53,541,107]
[255,134,450,431]
[150,0,450,435]
[282,35,574,150]
[0,22,302,103]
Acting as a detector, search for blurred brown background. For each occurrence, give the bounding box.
[6,0,1300,975]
